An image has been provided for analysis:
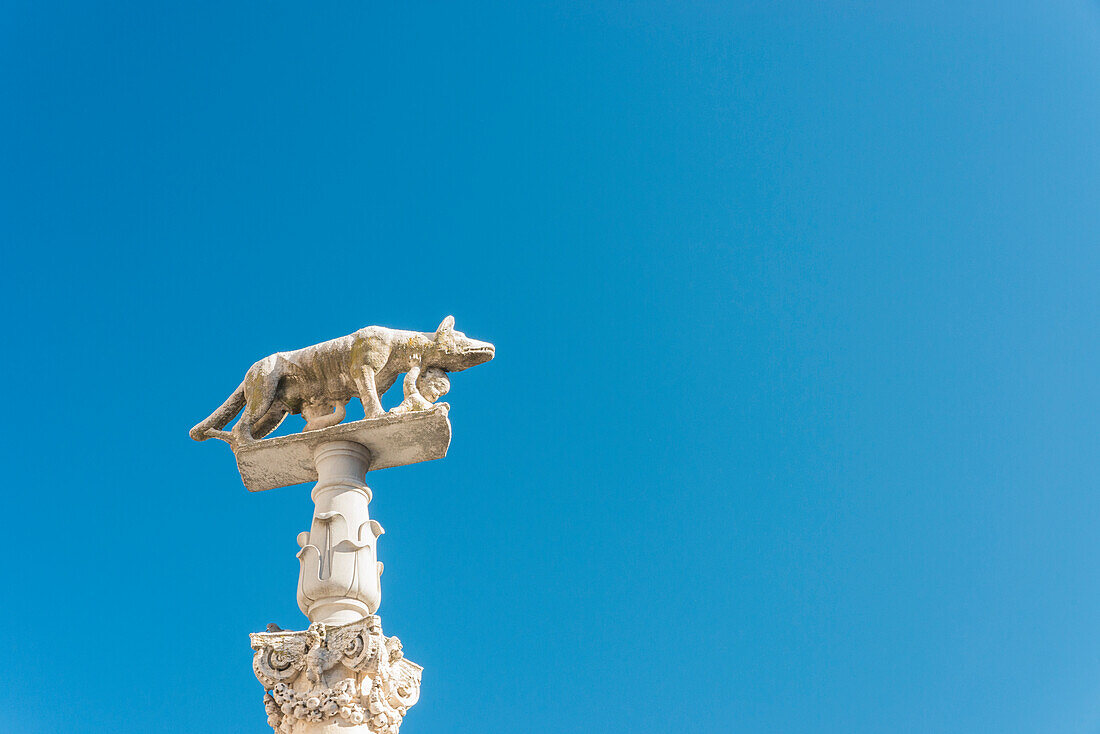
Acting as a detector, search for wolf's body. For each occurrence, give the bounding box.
[189,317,493,444]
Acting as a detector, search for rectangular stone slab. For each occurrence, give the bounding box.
[233,405,452,491]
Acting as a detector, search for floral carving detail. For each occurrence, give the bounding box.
[251,616,421,734]
[265,679,364,731]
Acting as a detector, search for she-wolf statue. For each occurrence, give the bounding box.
[189,316,494,445]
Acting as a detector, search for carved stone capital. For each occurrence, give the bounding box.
[251,616,422,734]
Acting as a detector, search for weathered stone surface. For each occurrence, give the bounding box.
[234,406,451,492]
[189,316,493,445]
[188,318,496,732]
[251,616,421,734]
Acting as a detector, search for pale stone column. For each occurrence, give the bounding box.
[297,441,384,625]
[189,318,495,734]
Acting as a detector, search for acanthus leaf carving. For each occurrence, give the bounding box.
[250,616,422,734]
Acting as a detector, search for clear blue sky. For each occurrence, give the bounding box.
[2,2,1099,732]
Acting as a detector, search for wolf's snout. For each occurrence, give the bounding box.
[471,342,495,365]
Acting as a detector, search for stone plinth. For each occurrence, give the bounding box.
[252,616,421,734]
[234,405,451,492]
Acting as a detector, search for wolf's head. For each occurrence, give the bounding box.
[429,315,495,371]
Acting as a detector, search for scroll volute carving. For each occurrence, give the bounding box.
[250,617,422,734]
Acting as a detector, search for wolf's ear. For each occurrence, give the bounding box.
[436,315,455,337]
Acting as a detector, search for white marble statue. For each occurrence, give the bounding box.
[191,317,495,734]
[189,316,494,445]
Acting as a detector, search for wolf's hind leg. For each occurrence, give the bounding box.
[252,404,290,439]
[234,367,281,443]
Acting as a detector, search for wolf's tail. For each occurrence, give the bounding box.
[189,381,246,441]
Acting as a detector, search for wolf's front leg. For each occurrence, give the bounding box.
[356,367,386,418]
